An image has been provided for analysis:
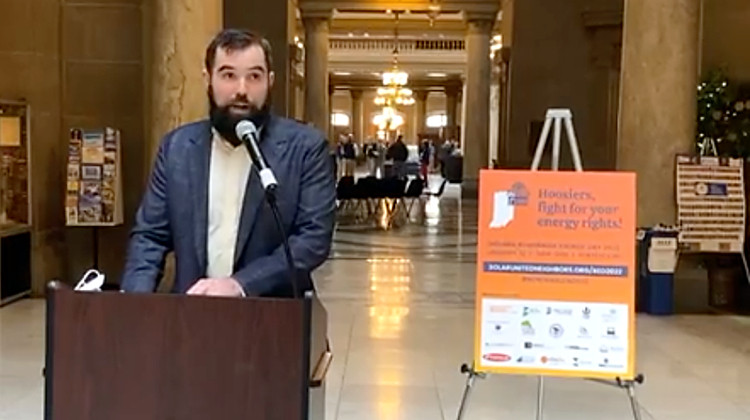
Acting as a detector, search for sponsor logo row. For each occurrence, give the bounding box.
[482,353,625,370]
[490,305,621,322]
[484,340,626,355]
[491,320,621,340]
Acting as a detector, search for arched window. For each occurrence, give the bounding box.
[426,113,447,128]
[331,112,350,127]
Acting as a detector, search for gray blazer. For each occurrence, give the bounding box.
[121,115,336,297]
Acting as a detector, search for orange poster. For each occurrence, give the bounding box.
[474,169,636,380]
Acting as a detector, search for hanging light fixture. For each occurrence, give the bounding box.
[427,0,441,27]
[374,11,414,109]
[490,34,503,59]
[373,106,405,132]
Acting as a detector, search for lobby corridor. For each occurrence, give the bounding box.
[2,194,750,419]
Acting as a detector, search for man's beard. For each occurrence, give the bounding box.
[208,86,271,146]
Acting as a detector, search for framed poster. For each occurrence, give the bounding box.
[474,169,636,380]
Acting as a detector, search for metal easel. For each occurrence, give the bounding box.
[456,109,645,420]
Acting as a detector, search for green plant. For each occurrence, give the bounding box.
[697,69,750,158]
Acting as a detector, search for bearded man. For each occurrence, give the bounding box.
[121,29,336,298]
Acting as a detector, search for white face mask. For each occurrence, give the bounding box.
[75,269,105,292]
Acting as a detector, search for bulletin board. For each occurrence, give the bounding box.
[65,128,123,226]
[675,154,745,253]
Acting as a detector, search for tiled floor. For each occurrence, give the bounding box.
[2,179,750,419]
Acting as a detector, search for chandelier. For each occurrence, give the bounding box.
[374,86,414,106]
[427,0,441,27]
[373,106,404,131]
[374,11,414,108]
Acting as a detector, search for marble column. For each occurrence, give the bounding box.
[144,0,221,291]
[223,0,295,116]
[618,0,700,226]
[351,89,364,144]
[489,78,501,168]
[147,0,222,165]
[415,89,429,138]
[328,82,335,141]
[302,10,332,140]
[444,84,460,140]
[462,12,495,196]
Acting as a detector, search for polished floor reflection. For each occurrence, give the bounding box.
[318,183,750,420]
[2,182,750,419]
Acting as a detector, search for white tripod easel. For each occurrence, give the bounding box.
[456,109,645,420]
[530,108,583,172]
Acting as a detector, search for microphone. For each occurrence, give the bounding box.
[234,119,300,299]
[235,120,278,193]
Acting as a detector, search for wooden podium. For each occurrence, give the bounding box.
[44,281,331,420]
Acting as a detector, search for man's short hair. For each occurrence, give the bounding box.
[205,29,273,73]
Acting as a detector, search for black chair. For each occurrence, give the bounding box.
[401,178,425,218]
[425,178,448,198]
[336,176,356,213]
[344,177,373,222]
[379,177,407,228]
[348,176,385,224]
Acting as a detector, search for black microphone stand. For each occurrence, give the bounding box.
[261,184,300,299]
[236,119,300,299]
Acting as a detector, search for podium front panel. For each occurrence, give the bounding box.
[45,288,315,420]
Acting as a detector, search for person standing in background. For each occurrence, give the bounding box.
[341,134,356,177]
[387,135,408,179]
[419,139,431,187]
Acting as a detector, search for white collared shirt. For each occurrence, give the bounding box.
[206,132,252,279]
